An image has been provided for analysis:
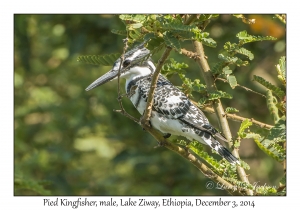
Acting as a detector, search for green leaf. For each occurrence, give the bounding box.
[240,160,250,170]
[218,51,249,67]
[279,175,286,186]
[238,119,252,138]
[267,117,286,141]
[191,79,206,93]
[169,138,189,146]
[223,66,232,75]
[255,185,277,195]
[211,61,227,75]
[198,98,207,106]
[207,90,232,100]
[233,15,256,25]
[193,31,216,47]
[276,56,286,85]
[234,141,240,148]
[224,42,238,51]
[111,29,127,36]
[227,75,238,89]
[245,132,261,140]
[188,141,225,173]
[278,56,286,75]
[199,14,219,21]
[129,29,143,40]
[119,14,146,22]
[253,137,284,161]
[161,22,196,32]
[144,33,155,41]
[237,30,276,44]
[221,164,238,180]
[162,58,188,76]
[180,75,206,97]
[235,47,254,60]
[163,32,181,52]
[248,118,286,162]
[266,90,280,123]
[218,54,239,63]
[130,23,143,29]
[147,37,164,50]
[77,53,120,66]
[14,175,51,195]
[202,37,217,48]
[224,42,254,60]
[225,107,239,113]
[235,58,249,66]
[253,75,285,98]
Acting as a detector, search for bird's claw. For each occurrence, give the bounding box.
[163,133,171,139]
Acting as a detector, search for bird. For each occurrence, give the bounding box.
[85,43,240,165]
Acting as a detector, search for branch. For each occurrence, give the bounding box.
[140,46,172,126]
[115,38,140,123]
[192,40,253,196]
[184,14,198,25]
[116,110,244,196]
[114,16,247,196]
[216,77,266,98]
[197,105,273,130]
[182,48,273,128]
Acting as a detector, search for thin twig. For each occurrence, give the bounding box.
[114,15,246,195]
[182,47,273,129]
[195,104,273,130]
[140,46,172,127]
[184,14,198,25]
[181,49,267,99]
[216,77,266,98]
[115,38,140,123]
[275,14,286,24]
[192,40,253,196]
[138,119,244,195]
[117,38,129,111]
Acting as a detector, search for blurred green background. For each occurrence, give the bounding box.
[14,14,286,195]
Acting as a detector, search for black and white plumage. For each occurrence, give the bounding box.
[86,43,240,165]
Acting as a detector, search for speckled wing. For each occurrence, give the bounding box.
[139,75,228,141]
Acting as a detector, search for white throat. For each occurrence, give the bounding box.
[123,61,155,88]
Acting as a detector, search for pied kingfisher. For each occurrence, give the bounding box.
[85,43,239,165]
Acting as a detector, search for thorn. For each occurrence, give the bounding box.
[123,38,129,44]
[154,140,166,148]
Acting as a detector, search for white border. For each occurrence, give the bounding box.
[3,0,297,209]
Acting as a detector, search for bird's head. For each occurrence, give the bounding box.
[85,43,154,91]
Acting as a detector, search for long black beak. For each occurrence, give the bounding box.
[85,69,118,91]
[85,42,150,91]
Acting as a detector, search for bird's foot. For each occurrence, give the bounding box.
[163,133,171,139]
[142,120,152,131]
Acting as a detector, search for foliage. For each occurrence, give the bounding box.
[14,14,286,196]
[77,53,121,66]
[253,75,285,99]
[116,14,218,50]
[238,119,253,139]
[247,117,286,162]
[225,107,239,114]
[188,141,225,174]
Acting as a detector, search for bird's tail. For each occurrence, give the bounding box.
[216,145,240,165]
[199,132,240,165]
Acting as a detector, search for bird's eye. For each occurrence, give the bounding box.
[123,60,131,67]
